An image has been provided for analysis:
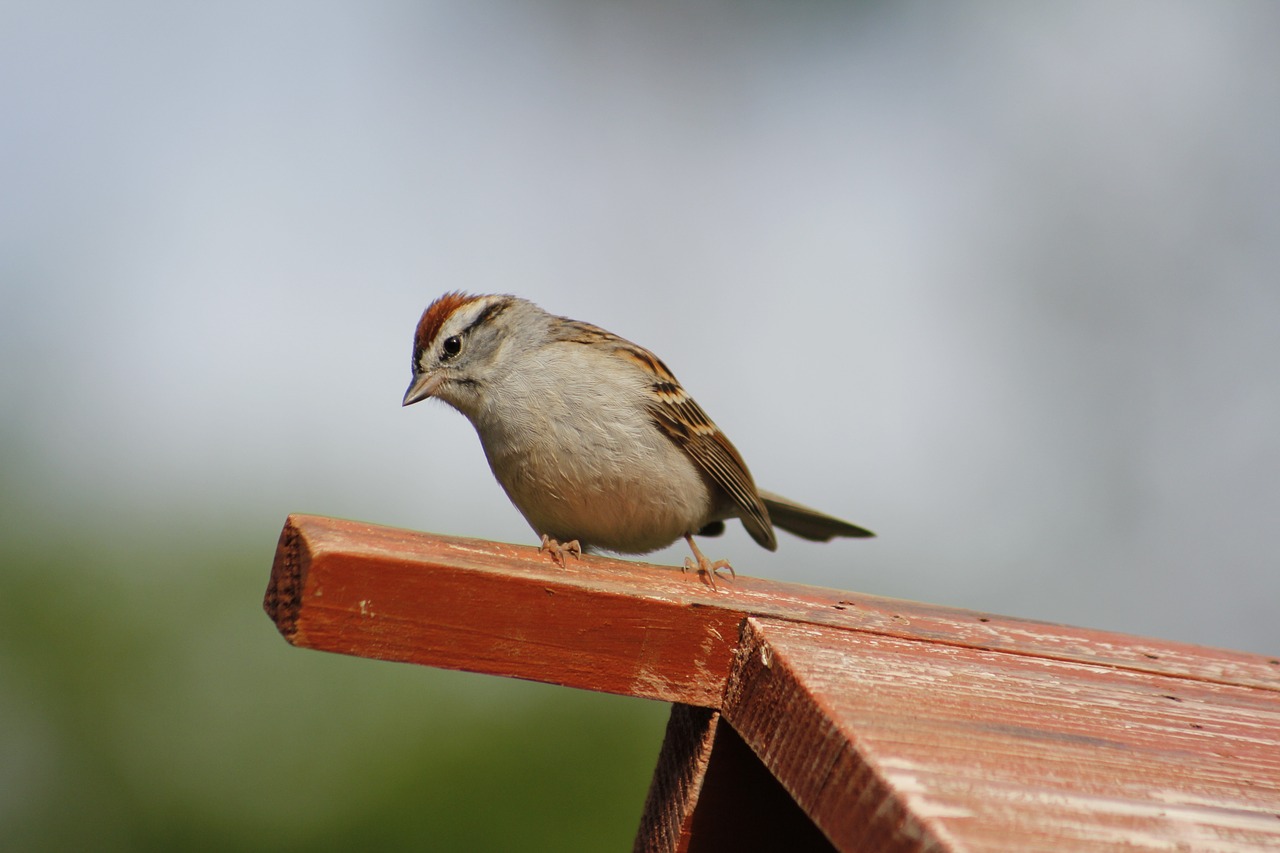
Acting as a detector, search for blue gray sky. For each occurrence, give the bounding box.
[3,1,1278,655]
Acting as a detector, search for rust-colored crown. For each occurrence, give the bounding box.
[414,291,478,356]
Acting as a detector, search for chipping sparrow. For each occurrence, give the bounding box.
[402,292,873,584]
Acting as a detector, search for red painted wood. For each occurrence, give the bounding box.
[633,705,837,853]
[264,514,1280,708]
[724,617,1280,852]
[633,704,719,853]
[264,514,741,705]
[265,515,1280,851]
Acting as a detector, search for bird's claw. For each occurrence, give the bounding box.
[539,534,582,567]
[682,534,735,590]
[682,556,735,589]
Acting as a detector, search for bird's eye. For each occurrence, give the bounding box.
[441,335,463,360]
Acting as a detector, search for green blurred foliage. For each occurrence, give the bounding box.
[0,489,669,851]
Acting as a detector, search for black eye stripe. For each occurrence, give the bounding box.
[465,299,508,334]
[433,298,509,363]
[440,299,510,361]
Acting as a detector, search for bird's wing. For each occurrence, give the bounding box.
[556,321,776,550]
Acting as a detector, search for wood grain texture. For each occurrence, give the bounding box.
[725,617,1280,852]
[267,515,1280,850]
[634,704,838,853]
[633,704,720,853]
[265,514,1280,708]
[264,514,742,705]
[679,714,839,853]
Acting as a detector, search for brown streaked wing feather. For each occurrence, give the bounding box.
[647,389,776,551]
[555,320,777,550]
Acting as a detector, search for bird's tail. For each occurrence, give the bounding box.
[758,490,875,542]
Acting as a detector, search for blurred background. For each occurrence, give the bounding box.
[3,1,1278,849]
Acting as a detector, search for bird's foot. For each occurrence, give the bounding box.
[539,534,582,567]
[682,534,735,590]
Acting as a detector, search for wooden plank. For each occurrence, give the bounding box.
[633,704,838,853]
[724,617,1280,852]
[263,514,741,705]
[264,515,1280,707]
[633,704,720,853]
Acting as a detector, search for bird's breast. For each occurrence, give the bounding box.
[470,361,715,553]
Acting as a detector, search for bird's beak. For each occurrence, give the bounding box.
[402,371,444,406]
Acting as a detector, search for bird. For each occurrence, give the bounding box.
[402,292,873,585]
